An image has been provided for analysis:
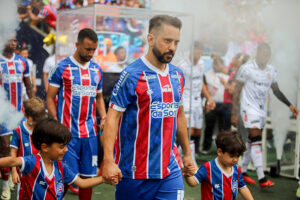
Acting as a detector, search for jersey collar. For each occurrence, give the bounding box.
[0,53,15,62]
[70,56,90,69]
[141,56,169,77]
[215,158,234,178]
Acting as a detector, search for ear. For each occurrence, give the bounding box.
[147,33,154,48]
[217,148,223,157]
[41,143,49,153]
[75,41,79,49]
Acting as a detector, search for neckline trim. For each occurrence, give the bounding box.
[140,56,169,77]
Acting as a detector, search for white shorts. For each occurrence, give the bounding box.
[240,109,266,129]
[183,99,203,129]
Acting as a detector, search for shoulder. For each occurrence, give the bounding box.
[169,63,184,77]
[90,60,103,73]
[56,57,71,69]
[15,54,27,63]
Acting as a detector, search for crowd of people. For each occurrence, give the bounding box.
[0,1,299,200]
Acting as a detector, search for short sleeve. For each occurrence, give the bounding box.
[194,164,207,184]
[20,155,36,175]
[97,67,103,93]
[38,6,47,18]
[43,57,53,73]
[238,167,246,188]
[23,59,30,77]
[62,162,78,185]
[109,70,136,112]
[10,129,20,149]
[235,64,249,83]
[48,64,62,88]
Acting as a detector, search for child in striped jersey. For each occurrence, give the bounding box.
[0,118,111,200]
[185,131,254,200]
[10,97,46,186]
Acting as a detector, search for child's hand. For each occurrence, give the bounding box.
[12,171,20,184]
[104,175,119,186]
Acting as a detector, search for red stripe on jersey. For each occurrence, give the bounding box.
[202,162,213,200]
[172,144,181,170]
[223,174,233,200]
[158,74,174,178]
[115,119,122,165]
[62,65,72,130]
[57,161,64,184]
[78,68,90,138]
[15,127,23,157]
[19,155,41,200]
[45,176,57,200]
[133,73,150,179]
[92,69,102,136]
[8,61,17,108]
[177,72,184,102]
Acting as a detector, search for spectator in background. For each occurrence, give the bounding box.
[75,0,84,8]
[58,0,75,10]
[95,38,117,71]
[27,0,57,31]
[43,47,55,92]
[201,55,230,154]
[19,46,37,98]
[106,46,127,72]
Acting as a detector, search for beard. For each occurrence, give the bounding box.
[152,45,174,64]
[78,52,92,63]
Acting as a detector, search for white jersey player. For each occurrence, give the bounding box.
[232,43,298,187]
[179,42,215,155]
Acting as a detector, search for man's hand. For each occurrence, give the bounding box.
[289,105,298,118]
[99,118,106,131]
[206,98,216,111]
[182,155,195,177]
[102,160,122,185]
[231,114,238,127]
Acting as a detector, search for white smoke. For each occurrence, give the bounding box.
[0,0,23,130]
[153,0,300,161]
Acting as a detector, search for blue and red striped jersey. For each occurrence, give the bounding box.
[19,154,78,200]
[110,56,185,179]
[10,121,39,157]
[49,56,103,138]
[0,53,30,112]
[194,159,246,200]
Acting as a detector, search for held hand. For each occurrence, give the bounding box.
[102,160,122,185]
[182,155,195,177]
[12,171,20,184]
[289,105,298,118]
[205,99,215,113]
[219,77,226,85]
[231,114,238,127]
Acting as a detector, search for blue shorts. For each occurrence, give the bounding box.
[63,136,98,177]
[116,170,184,200]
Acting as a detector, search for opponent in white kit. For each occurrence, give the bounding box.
[232,42,298,187]
[179,41,215,155]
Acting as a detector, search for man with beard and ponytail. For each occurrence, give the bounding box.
[47,28,107,200]
[102,15,194,200]
[232,42,298,187]
[0,36,33,200]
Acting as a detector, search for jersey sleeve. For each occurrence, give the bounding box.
[38,6,47,18]
[23,59,30,77]
[193,164,207,184]
[235,64,249,83]
[10,129,20,149]
[97,67,103,93]
[20,155,37,175]
[109,70,136,112]
[62,162,78,185]
[238,167,246,188]
[48,64,62,88]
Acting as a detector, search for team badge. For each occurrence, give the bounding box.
[56,181,64,196]
[267,73,271,79]
[94,73,100,83]
[17,62,24,72]
[199,66,203,71]
[232,181,238,192]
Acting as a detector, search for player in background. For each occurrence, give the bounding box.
[232,42,298,187]
[0,36,33,200]
[0,118,112,200]
[47,28,106,200]
[19,46,37,98]
[102,14,194,200]
[179,41,215,156]
[9,97,45,196]
[43,47,55,92]
[185,131,254,200]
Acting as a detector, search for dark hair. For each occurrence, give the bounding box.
[215,131,246,156]
[32,118,72,150]
[24,97,46,122]
[149,15,182,33]
[77,28,98,43]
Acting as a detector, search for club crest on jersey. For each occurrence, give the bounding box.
[56,181,64,196]
[17,62,24,72]
[94,73,100,83]
[267,73,271,78]
[232,180,238,192]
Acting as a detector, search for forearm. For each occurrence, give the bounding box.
[24,77,33,98]
[184,176,198,187]
[176,106,191,156]
[46,96,57,120]
[232,81,243,115]
[271,83,291,107]
[74,176,103,188]
[202,83,213,101]
[96,93,106,119]
[0,157,22,168]
[239,187,254,200]
[43,73,49,92]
